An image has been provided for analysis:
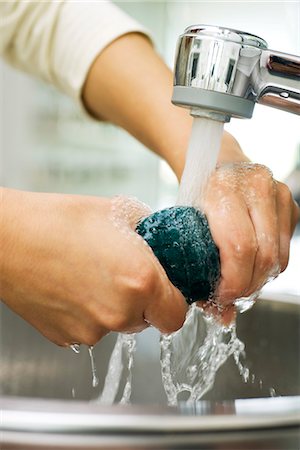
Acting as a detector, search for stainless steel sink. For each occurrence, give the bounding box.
[1,295,300,449]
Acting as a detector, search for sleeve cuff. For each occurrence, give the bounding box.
[51,1,152,109]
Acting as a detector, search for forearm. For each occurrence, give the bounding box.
[0,187,19,300]
[0,188,59,303]
[82,33,249,179]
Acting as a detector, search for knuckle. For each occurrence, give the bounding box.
[280,256,289,273]
[108,314,130,332]
[78,331,101,346]
[278,182,292,203]
[250,167,274,194]
[160,316,185,334]
[279,246,289,273]
[258,176,274,195]
[127,266,158,299]
[104,310,144,333]
[241,240,258,258]
[74,323,108,345]
[226,288,245,301]
[171,315,186,332]
[259,247,279,272]
[54,339,68,347]
[218,282,247,303]
[228,237,258,259]
[255,164,273,179]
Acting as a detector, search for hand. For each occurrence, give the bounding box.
[202,163,299,312]
[0,190,187,346]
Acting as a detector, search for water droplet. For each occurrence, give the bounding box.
[269,387,277,397]
[88,346,99,388]
[96,334,136,405]
[70,343,81,354]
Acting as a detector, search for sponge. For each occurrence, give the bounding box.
[136,206,220,304]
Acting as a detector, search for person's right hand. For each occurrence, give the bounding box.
[0,189,187,346]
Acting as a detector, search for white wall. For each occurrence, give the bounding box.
[0,62,35,188]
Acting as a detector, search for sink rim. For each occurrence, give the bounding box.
[1,294,300,437]
[1,395,300,434]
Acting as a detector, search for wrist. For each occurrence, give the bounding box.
[163,122,249,181]
[218,131,250,164]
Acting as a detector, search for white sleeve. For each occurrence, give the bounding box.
[0,1,150,103]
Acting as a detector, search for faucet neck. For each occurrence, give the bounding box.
[255,50,300,115]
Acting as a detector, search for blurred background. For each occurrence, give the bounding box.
[0,0,299,295]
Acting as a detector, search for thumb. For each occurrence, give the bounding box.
[144,280,188,334]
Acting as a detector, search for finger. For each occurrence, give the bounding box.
[221,305,236,326]
[144,280,188,334]
[46,323,110,347]
[245,181,280,294]
[70,323,110,347]
[205,193,257,305]
[275,182,295,273]
[111,195,152,230]
[293,200,300,227]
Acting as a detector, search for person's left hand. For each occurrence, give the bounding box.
[201,162,299,322]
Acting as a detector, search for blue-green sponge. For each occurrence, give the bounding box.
[136,206,220,304]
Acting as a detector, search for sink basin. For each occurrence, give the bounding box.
[1,295,299,449]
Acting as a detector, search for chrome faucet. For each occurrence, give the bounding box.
[172,25,300,122]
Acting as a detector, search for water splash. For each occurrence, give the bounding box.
[120,335,136,405]
[269,387,277,397]
[70,344,81,354]
[160,304,247,405]
[234,292,258,314]
[88,346,99,388]
[96,333,136,404]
